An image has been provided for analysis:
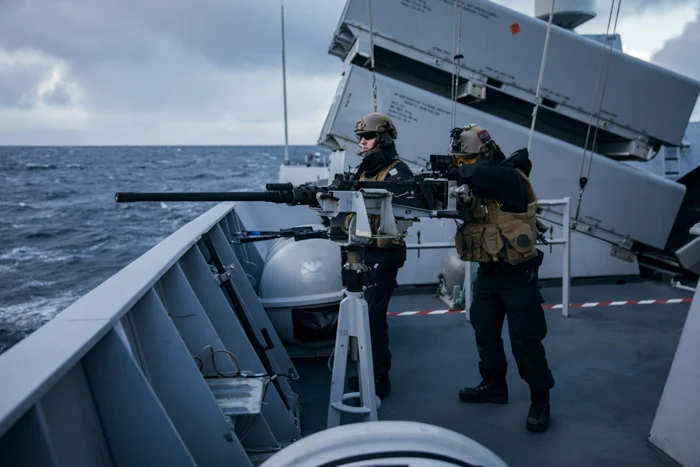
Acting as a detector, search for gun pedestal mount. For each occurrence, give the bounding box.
[326,245,380,428]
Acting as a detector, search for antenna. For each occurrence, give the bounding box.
[281,0,290,165]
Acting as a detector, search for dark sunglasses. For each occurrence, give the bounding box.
[356,131,378,141]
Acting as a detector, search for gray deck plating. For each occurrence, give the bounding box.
[292,279,693,467]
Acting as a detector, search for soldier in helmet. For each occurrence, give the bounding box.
[448,124,554,433]
[345,112,413,399]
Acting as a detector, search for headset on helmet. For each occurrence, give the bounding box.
[449,124,496,165]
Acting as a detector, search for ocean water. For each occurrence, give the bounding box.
[0,145,331,354]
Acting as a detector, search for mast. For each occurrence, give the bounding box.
[281,0,290,165]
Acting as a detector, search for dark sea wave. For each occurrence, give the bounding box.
[0,145,330,354]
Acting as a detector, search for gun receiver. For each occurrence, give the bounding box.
[427,154,455,175]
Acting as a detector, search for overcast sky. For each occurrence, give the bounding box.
[0,0,698,145]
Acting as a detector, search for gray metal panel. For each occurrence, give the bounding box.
[680,122,700,179]
[0,317,114,439]
[333,0,700,146]
[178,247,298,443]
[35,365,113,466]
[0,407,58,467]
[128,289,252,467]
[162,254,297,447]
[536,225,639,279]
[206,225,304,443]
[582,34,622,52]
[649,281,700,466]
[156,263,239,377]
[82,329,198,467]
[676,236,700,275]
[319,65,686,249]
[226,210,265,289]
[180,246,267,375]
[208,224,300,386]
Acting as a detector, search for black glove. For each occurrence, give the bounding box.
[454,158,490,187]
[446,165,460,181]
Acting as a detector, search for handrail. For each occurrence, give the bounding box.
[410,198,572,318]
[539,197,572,317]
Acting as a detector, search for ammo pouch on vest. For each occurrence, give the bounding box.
[455,221,537,265]
[454,169,539,266]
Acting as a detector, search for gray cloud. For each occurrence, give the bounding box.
[650,5,700,120]
[617,0,697,14]
[41,83,73,107]
[0,0,347,144]
[517,0,695,17]
[0,66,40,109]
[0,50,76,110]
[0,0,344,130]
[0,0,343,75]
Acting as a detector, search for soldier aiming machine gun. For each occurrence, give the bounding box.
[114,155,460,428]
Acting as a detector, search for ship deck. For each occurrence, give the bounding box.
[291,276,694,467]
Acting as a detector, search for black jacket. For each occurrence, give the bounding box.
[453,147,532,213]
[354,145,413,182]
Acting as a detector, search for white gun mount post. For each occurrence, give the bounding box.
[309,181,457,428]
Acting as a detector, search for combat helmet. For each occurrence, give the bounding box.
[448,124,496,166]
[354,112,398,156]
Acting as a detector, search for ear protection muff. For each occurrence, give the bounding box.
[449,127,464,152]
[382,120,398,139]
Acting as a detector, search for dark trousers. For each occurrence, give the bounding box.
[341,246,404,377]
[359,243,406,377]
[364,264,400,376]
[469,259,555,391]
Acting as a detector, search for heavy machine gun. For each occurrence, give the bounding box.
[114,155,461,247]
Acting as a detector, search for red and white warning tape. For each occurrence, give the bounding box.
[387,297,692,317]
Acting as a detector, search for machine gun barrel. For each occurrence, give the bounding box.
[115,174,456,213]
[114,182,327,206]
[114,191,294,204]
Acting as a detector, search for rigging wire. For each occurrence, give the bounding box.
[573,0,622,229]
[449,0,459,118]
[368,0,378,112]
[450,0,465,130]
[527,0,557,154]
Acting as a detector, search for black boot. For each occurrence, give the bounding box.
[348,374,391,399]
[526,388,550,433]
[458,380,508,404]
